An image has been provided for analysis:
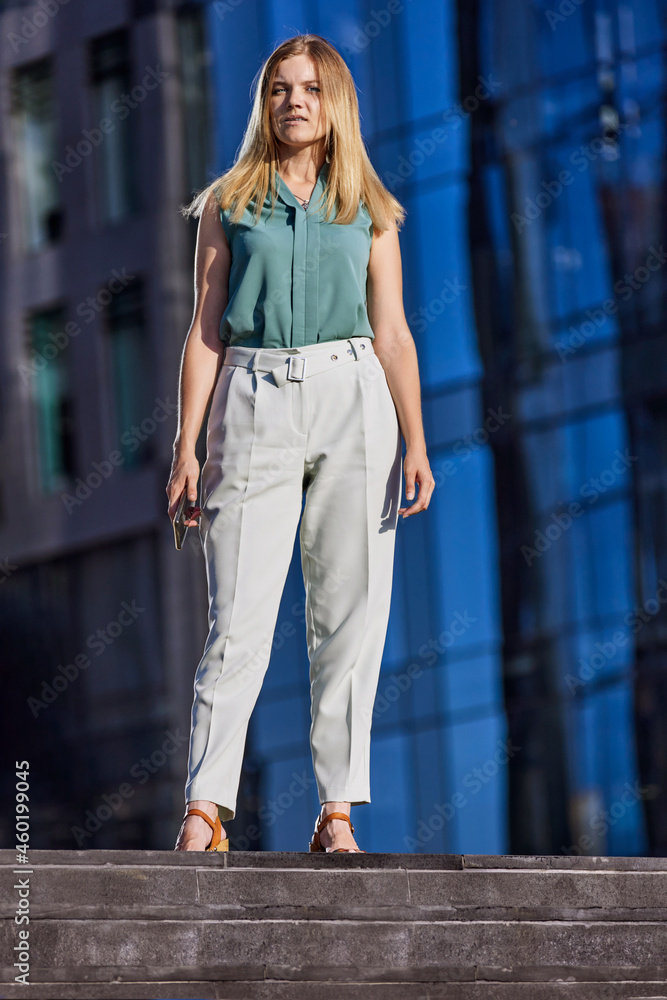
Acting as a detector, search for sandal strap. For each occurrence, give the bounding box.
[183,807,216,833]
[317,811,354,835]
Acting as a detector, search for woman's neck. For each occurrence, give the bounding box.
[276,150,327,186]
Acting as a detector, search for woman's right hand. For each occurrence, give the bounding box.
[166,450,202,527]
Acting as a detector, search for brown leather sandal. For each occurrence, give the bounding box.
[178,807,229,852]
[309,811,366,853]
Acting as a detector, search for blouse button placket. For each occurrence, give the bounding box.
[289,196,321,349]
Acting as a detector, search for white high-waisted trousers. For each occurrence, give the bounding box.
[185,335,402,821]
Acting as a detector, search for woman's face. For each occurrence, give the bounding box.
[269,54,327,153]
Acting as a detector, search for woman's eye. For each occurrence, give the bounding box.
[272,86,320,94]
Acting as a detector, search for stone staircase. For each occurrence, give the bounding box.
[2,850,667,998]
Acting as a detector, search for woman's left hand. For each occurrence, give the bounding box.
[399,446,435,518]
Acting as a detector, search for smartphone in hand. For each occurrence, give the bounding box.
[173,487,201,550]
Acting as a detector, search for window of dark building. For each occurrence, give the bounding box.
[89,29,138,223]
[103,279,154,469]
[10,57,63,250]
[28,307,76,493]
[176,2,214,198]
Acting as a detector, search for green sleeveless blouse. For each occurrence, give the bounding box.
[218,160,376,349]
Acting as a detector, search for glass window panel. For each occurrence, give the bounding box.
[90,29,137,222]
[444,651,503,718]
[176,5,213,195]
[603,684,648,855]
[30,308,76,493]
[447,712,509,853]
[357,733,411,852]
[522,424,568,517]
[539,77,600,138]
[562,348,621,412]
[562,410,631,503]
[547,152,617,332]
[258,754,319,852]
[411,182,482,385]
[568,624,634,697]
[405,659,441,724]
[391,519,436,662]
[569,499,635,622]
[402,0,455,121]
[410,725,447,852]
[78,536,163,710]
[254,692,309,757]
[635,401,667,595]
[11,58,62,249]
[105,280,153,469]
[431,445,502,650]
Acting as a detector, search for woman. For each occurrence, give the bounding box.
[169,33,434,854]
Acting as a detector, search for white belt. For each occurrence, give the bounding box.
[222,337,374,388]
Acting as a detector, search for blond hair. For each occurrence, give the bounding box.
[181,33,406,233]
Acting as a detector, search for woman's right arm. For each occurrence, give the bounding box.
[166,189,231,526]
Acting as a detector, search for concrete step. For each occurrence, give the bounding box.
[5,985,667,999]
[3,851,667,999]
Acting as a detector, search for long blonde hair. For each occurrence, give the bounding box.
[181,34,406,232]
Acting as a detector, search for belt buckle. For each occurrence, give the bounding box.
[287,355,307,381]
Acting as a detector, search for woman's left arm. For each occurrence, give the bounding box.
[366,220,435,517]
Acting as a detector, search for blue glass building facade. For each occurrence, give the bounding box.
[466,0,666,856]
